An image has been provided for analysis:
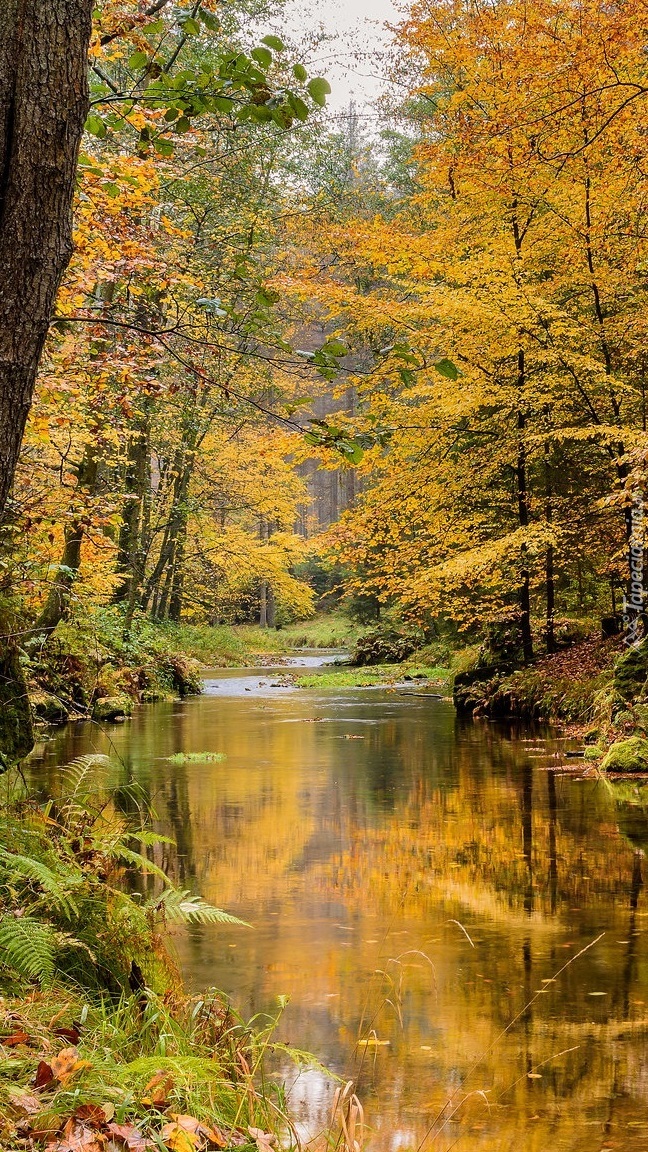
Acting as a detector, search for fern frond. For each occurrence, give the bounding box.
[0,916,57,985]
[0,848,80,917]
[59,755,111,799]
[54,930,96,963]
[151,889,250,927]
[110,846,169,881]
[125,830,175,848]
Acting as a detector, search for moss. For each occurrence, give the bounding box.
[583,745,606,760]
[92,695,133,721]
[613,642,648,703]
[600,737,648,774]
[30,691,70,725]
[0,643,34,763]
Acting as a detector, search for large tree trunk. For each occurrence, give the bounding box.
[0,0,93,521]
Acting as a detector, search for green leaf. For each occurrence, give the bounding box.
[199,7,220,30]
[128,51,149,70]
[154,138,174,156]
[392,342,419,364]
[180,16,201,34]
[251,46,272,68]
[345,441,364,464]
[174,116,192,132]
[85,114,107,138]
[164,106,179,121]
[434,357,459,381]
[287,94,309,122]
[307,77,331,107]
[262,34,285,50]
[323,338,348,357]
[144,18,165,33]
[293,63,308,82]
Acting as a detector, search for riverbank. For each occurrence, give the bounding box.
[24,611,363,729]
[24,607,648,774]
[0,764,329,1152]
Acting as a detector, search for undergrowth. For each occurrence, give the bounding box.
[0,759,340,1151]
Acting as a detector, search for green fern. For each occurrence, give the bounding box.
[0,916,57,985]
[110,845,169,881]
[0,848,80,918]
[59,754,111,798]
[151,889,250,927]
[125,830,175,848]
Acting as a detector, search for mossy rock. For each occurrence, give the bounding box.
[0,643,34,763]
[92,695,133,722]
[614,643,648,703]
[600,737,648,774]
[140,688,175,704]
[160,655,202,697]
[583,745,606,760]
[30,692,70,725]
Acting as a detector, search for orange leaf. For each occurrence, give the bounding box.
[51,1047,90,1083]
[161,1118,199,1152]
[3,1030,30,1047]
[141,1070,174,1107]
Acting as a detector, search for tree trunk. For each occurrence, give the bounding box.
[28,448,97,641]
[0,0,92,521]
[544,440,556,653]
[516,353,534,664]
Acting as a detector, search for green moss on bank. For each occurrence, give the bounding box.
[293,662,451,690]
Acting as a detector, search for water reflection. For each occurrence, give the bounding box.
[27,669,648,1151]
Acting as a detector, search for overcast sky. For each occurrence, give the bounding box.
[276,0,402,114]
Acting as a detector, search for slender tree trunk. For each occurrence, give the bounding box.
[0,0,93,521]
[516,353,533,664]
[168,521,187,622]
[28,447,97,641]
[114,413,150,604]
[544,440,556,653]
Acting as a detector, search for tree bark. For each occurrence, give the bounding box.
[0,0,93,521]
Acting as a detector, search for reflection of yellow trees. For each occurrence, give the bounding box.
[27,695,648,1150]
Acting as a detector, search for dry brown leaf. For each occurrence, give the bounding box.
[54,1026,81,1044]
[8,1088,42,1115]
[248,1127,276,1152]
[46,1117,106,1151]
[74,1104,107,1127]
[3,1030,30,1047]
[106,1121,154,1150]
[34,1060,55,1089]
[51,1046,90,1083]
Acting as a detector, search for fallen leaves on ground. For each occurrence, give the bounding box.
[141,1070,174,1108]
[2,1030,30,1047]
[51,1047,90,1084]
[248,1127,276,1152]
[162,1114,226,1151]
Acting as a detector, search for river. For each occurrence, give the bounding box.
[27,656,648,1151]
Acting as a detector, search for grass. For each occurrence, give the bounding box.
[0,984,308,1150]
[165,752,227,764]
[293,662,452,690]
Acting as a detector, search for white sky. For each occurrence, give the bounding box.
[275,0,402,114]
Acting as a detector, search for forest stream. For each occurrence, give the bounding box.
[26,656,648,1152]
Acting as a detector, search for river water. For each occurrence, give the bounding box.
[27,657,648,1151]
